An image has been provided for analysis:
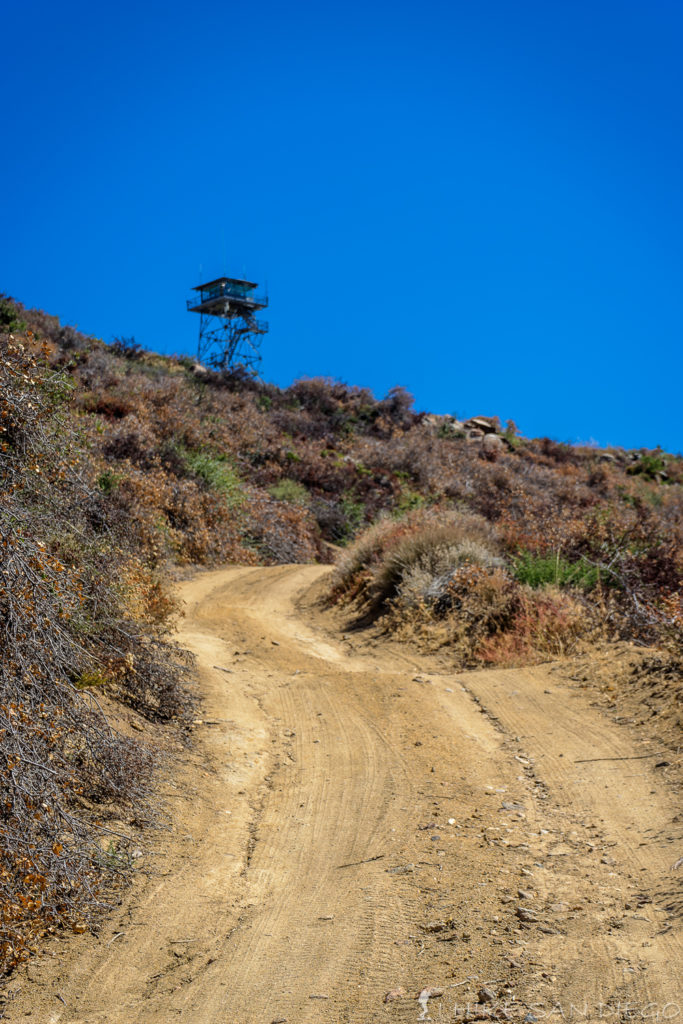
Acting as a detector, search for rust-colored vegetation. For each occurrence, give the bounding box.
[1,293,681,973]
[0,316,192,973]
[331,459,682,666]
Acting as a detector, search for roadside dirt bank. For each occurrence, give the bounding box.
[4,565,681,1023]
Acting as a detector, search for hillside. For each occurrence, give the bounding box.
[0,294,681,984]
[5,297,683,567]
[5,295,681,647]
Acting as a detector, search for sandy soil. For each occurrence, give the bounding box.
[5,565,681,1023]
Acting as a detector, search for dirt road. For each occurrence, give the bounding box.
[7,566,682,1023]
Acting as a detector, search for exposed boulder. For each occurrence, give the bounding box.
[479,432,507,460]
[422,414,466,436]
[464,415,500,435]
[482,433,506,454]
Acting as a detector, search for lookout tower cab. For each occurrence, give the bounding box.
[187,275,269,374]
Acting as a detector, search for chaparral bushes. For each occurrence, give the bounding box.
[329,507,603,665]
[4,293,681,654]
[330,496,682,667]
[0,334,193,974]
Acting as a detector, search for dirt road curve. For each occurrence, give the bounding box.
[9,566,682,1023]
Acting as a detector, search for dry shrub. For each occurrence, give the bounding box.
[387,573,592,668]
[476,586,590,665]
[332,507,501,615]
[374,522,498,608]
[0,335,193,975]
[397,538,504,607]
[333,505,598,667]
[390,564,517,661]
[656,590,683,654]
[247,491,325,563]
[332,515,412,597]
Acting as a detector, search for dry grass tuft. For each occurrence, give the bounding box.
[373,522,500,608]
[332,508,500,607]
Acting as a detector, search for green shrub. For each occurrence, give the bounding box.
[269,478,309,505]
[0,297,27,334]
[340,494,366,541]
[97,469,120,494]
[74,669,109,689]
[627,452,668,481]
[181,448,244,506]
[395,487,426,514]
[513,550,600,591]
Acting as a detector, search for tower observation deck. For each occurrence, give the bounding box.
[187,275,269,373]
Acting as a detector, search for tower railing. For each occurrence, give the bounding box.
[187,286,268,308]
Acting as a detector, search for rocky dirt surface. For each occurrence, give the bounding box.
[3,565,681,1023]
[550,645,682,766]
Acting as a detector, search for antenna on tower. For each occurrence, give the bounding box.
[186,273,269,374]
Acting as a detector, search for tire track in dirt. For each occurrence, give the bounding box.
[461,667,683,1016]
[5,565,681,1024]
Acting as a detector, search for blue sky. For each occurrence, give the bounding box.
[3,0,682,451]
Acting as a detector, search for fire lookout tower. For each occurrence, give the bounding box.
[187,275,268,373]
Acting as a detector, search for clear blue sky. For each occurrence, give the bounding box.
[3,0,682,451]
